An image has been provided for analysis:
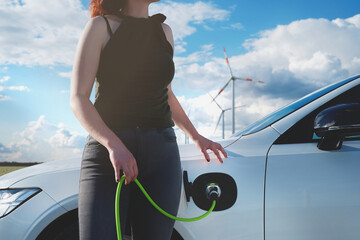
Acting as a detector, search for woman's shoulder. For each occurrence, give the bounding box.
[77,16,111,54]
[160,22,172,33]
[84,16,108,36]
[160,22,174,52]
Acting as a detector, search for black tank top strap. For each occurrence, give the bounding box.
[151,13,167,23]
[101,15,113,37]
[153,18,174,57]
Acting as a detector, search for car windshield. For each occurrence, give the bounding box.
[230,75,360,138]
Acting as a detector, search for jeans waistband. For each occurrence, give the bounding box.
[113,126,172,134]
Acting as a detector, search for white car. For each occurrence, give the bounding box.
[1,75,360,240]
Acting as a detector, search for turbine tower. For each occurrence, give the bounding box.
[212,47,264,134]
[174,107,192,144]
[208,93,244,139]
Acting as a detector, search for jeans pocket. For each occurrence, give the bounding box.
[83,134,108,159]
[160,127,177,142]
[85,134,102,147]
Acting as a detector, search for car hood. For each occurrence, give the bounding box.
[0,156,82,188]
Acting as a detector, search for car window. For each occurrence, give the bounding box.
[274,84,360,144]
[231,75,359,138]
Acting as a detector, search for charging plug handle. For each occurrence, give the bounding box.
[206,183,221,201]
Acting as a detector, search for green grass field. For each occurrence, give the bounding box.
[0,166,27,176]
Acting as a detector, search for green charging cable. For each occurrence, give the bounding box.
[115,175,216,240]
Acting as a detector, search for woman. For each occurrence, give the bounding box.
[70,0,227,239]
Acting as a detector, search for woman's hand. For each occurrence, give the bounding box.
[107,145,138,185]
[193,134,228,163]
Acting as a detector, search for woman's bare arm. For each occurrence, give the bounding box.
[167,84,227,163]
[70,16,138,184]
[161,23,227,163]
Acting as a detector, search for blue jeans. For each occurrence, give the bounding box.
[78,127,182,240]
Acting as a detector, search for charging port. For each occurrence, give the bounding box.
[206,183,221,201]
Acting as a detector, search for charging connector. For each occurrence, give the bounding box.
[206,183,221,201]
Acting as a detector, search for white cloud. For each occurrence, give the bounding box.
[150,0,230,54]
[0,115,86,162]
[0,75,30,100]
[6,86,30,91]
[240,15,360,82]
[0,0,230,66]
[174,88,290,142]
[49,128,85,149]
[0,0,89,66]
[172,14,360,141]
[0,85,30,92]
[58,71,72,78]
[0,94,10,101]
[0,76,10,83]
[175,14,360,99]
[221,22,244,30]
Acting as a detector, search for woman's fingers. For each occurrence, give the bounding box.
[220,146,228,158]
[115,168,121,183]
[203,142,227,163]
[120,158,138,185]
[215,143,227,160]
[212,148,223,163]
[123,166,133,185]
[201,147,211,162]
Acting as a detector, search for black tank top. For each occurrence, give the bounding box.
[94,11,175,130]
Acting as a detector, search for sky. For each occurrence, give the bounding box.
[0,0,359,162]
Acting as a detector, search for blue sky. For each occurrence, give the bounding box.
[0,0,359,162]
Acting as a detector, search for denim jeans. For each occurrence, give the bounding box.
[78,127,182,240]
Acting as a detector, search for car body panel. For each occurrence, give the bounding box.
[10,169,80,211]
[175,126,279,240]
[0,157,81,189]
[0,191,67,240]
[266,141,360,240]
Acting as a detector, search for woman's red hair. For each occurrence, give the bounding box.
[89,0,126,18]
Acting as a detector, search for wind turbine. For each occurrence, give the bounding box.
[212,47,264,134]
[174,107,192,144]
[208,93,244,139]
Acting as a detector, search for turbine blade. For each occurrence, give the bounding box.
[223,47,234,77]
[234,77,253,82]
[224,105,245,112]
[208,92,224,110]
[235,105,245,109]
[212,78,232,102]
[214,111,224,134]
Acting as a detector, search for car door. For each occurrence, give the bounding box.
[176,125,279,240]
[265,84,360,240]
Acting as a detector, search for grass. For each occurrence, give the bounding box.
[0,166,28,176]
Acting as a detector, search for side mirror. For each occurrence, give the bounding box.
[314,103,360,150]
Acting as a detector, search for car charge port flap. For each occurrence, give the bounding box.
[183,171,237,211]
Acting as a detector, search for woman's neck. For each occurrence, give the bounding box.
[121,0,150,19]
